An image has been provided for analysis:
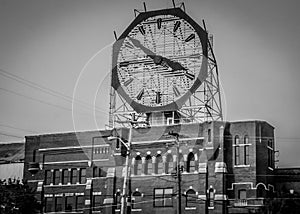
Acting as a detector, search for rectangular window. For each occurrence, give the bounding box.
[45,170,52,185]
[45,197,53,212]
[93,195,102,211]
[154,188,173,207]
[208,129,211,142]
[244,145,250,165]
[55,197,63,212]
[238,189,247,200]
[79,168,86,184]
[65,196,73,211]
[268,149,274,168]
[62,169,69,185]
[234,146,240,165]
[76,196,85,211]
[71,168,78,184]
[53,169,60,185]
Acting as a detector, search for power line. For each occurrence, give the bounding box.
[0,87,72,112]
[0,68,107,114]
[0,124,39,134]
[0,131,24,139]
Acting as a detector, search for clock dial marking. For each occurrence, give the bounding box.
[173,21,181,32]
[124,77,134,87]
[136,88,144,100]
[185,33,195,42]
[173,85,181,97]
[157,18,162,29]
[138,26,146,35]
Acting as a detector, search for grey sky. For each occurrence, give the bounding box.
[0,0,300,167]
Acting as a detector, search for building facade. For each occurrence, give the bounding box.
[24,120,276,214]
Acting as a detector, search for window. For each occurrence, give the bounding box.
[234,136,240,165]
[132,191,142,209]
[165,154,174,174]
[93,167,105,177]
[65,196,73,211]
[257,185,265,198]
[134,156,142,175]
[238,189,247,200]
[187,153,196,173]
[154,188,173,207]
[145,155,152,175]
[155,154,163,174]
[244,145,249,165]
[268,139,274,168]
[45,170,52,185]
[208,129,211,142]
[55,197,63,212]
[62,169,69,185]
[115,192,121,210]
[32,149,37,162]
[244,135,249,144]
[76,196,84,211]
[93,195,102,211]
[45,197,53,212]
[79,168,86,184]
[186,189,196,207]
[53,169,60,185]
[116,139,120,150]
[71,168,78,184]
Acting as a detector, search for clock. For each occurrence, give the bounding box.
[111,8,208,113]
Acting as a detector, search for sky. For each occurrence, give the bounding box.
[0,0,300,167]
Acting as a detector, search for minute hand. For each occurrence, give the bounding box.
[128,37,156,58]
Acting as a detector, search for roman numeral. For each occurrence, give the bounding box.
[120,61,130,67]
[136,88,144,100]
[124,77,133,86]
[173,86,181,97]
[185,71,195,80]
[173,21,181,32]
[138,26,145,35]
[157,18,162,29]
[185,33,195,42]
[155,91,161,104]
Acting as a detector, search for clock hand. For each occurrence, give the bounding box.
[127,37,156,58]
[162,57,187,71]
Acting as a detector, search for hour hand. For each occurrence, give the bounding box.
[163,57,187,72]
[127,37,155,58]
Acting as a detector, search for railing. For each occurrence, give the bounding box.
[229,198,265,207]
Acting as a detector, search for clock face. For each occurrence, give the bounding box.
[112,8,208,113]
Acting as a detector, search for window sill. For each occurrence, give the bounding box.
[132,209,142,212]
[234,165,250,168]
[185,207,196,210]
[44,183,86,187]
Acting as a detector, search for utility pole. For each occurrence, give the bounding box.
[169,131,182,214]
[120,126,132,214]
[109,117,148,214]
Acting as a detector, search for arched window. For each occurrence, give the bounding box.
[132,191,142,209]
[166,154,174,174]
[257,185,265,198]
[186,189,196,207]
[187,153,196,173]
[244,135,249,144]
[134,156,142,175]
[234,135,240,165]
[145,155,152,175]
[155,154,163,174]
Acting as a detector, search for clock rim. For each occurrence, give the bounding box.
[111,7,208,113]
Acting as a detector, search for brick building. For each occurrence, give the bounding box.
[24,120,276,214]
